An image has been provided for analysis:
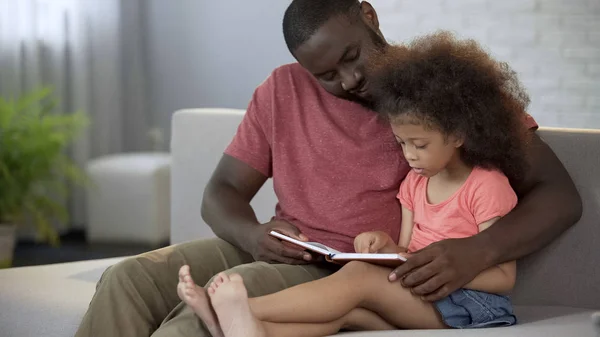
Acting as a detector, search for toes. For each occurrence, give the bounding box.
[220,272,231,282]
[214,273,226,286]
[178,265,189,281]
[229,273,243,283]
[177,283,186,297]
[184,288,196,297]
[184,274,194,285]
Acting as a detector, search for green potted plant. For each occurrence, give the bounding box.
[0,87,89,268]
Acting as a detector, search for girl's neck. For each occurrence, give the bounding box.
[436,153,473,183]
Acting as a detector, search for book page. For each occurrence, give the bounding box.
[331,253,407,268]
[332,253,405,260]
[269,231,337,256]
[306,242,341,254]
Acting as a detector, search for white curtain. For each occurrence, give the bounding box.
[0,0,152,229]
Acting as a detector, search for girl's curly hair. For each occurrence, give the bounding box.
[370,31,531,183]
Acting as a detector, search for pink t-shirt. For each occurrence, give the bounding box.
[398,167,518,252]
[225,63,409,253]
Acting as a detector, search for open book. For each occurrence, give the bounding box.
[269,231,406,267]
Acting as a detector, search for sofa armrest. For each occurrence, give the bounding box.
[169,108,277,244]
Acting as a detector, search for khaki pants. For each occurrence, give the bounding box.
[75,238,337,337]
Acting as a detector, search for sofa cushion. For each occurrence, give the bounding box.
[511,128,600,309]
[339,306,596,336]
[1,257,595,337]
[0,258,124,337]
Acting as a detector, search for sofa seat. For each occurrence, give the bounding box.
[0,258,124,337]
[342,306,596,336]
[1,257,596,337]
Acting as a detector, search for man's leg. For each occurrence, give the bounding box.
[75,238,254,337]
[152,261,337,337]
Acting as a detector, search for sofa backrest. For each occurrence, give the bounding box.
[511,128,600,309]
[170,109,600,309]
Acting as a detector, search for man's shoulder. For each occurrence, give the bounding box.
[268,62,314,85]
[255,63,324,105]
[272,62,308,75]
[253,63,308,100]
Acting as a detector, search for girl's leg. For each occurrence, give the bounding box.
[249,261,446,329]
[210,273,395,337]
[261,308,396,337]
[339,307,397,331]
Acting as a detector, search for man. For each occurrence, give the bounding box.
[75,1,582,336]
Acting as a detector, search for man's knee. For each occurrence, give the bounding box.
[99,257,145,286]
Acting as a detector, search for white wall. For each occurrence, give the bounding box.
[379,0,600,129]
[145,0,294,141]
[146,0,600,132]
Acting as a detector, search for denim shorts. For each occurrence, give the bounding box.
[434,289,516,328]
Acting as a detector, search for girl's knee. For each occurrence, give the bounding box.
[339,261,386,277]
[337,261,394,289]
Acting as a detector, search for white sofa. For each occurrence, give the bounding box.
[1,108,598,337]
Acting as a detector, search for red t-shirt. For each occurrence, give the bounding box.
[225,63,407,252]
[225,63,538,253]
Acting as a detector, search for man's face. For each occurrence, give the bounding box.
[293,3,386,104]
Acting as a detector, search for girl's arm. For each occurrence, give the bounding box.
[463,217,516,294]
[379,205,414,254]
[357,206,414,254]
[398,205,414,252]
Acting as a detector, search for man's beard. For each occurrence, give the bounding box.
[346,93,376,110]
[350,26,387,111]
[368,26,388,50]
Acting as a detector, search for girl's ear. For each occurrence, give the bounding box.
[451,134,464,148]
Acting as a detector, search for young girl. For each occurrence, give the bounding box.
[176,31,531,337]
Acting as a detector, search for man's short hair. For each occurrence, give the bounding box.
[282,0,361,55]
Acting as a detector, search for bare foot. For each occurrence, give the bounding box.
[209,273,266,337]
[207,272,225,295]
[177,265,224,337]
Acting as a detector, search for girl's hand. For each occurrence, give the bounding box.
[354,231,393,254]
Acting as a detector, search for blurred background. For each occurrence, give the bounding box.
[0,0,598,267]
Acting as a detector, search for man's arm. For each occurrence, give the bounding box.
[463,218,516,295]
[202,154,311,264]
[390,132,582,301]
[479,133,582,261]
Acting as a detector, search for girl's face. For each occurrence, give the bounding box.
[390,121,463,178]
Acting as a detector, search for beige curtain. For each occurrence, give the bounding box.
[0,0,153,231]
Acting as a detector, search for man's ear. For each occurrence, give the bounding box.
[360,1,380,30]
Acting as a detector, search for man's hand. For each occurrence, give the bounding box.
[388,237,488,301]
[248,219,313,265]
[354,231,395,254]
